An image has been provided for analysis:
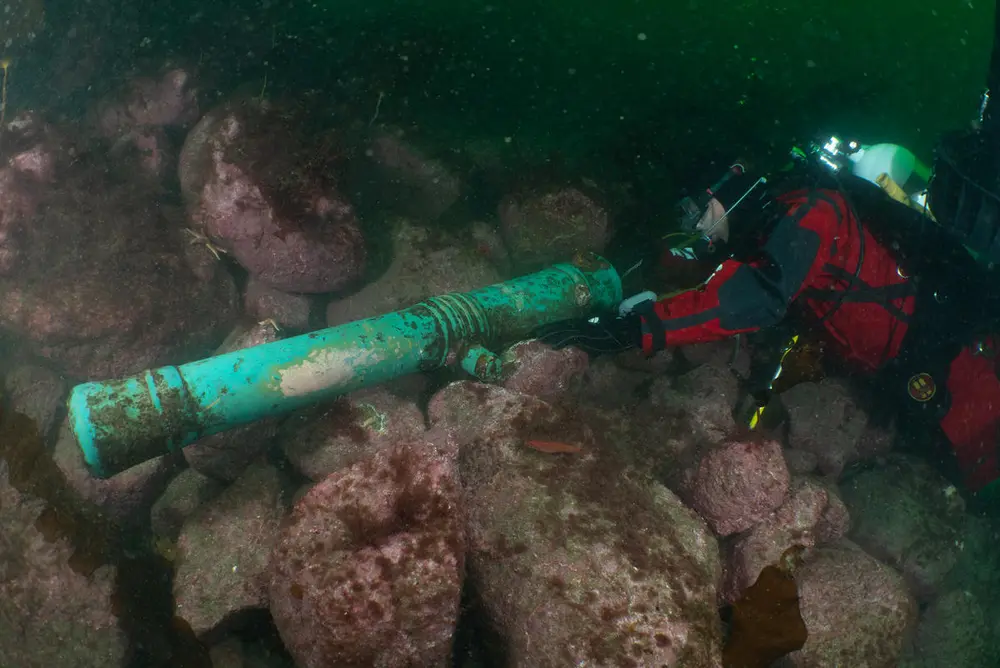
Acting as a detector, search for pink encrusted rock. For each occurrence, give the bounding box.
[574,358,740,496]
[687,439,790,537]
[427,381,593,450]
[839,455,965,602]
[325,220,500,327]
[0,117,238,378]
[3,362,66,443]
[428,380,723,666]
[501,339,589,402]
[244,276,313,332]
[108,126,176,182]
[268,441,465,668]
[722,477,850,603]
[783,542,917,667]
[498,187,610,273]
[351,128,463,222]
[783,448,819,476]
[96,66,200,138]
[280,382,429,482]
[0,456,126,667]
[782,378,869,478]
[174,459,293,637]
[179,95,366,294]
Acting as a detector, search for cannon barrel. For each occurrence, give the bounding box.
[67,254,622,478]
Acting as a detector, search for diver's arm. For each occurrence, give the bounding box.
[639,208,823,353]
[639,258,784,352]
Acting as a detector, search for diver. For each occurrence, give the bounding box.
[536,1,1000,505]
[536,130,1000,508]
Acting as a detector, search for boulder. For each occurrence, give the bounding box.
[173,460,293,638]
[280,383,429,482]
[780,542,917,667]
[687,439,790,537]
[432,380,723,666]
[107,125,177,182]
[349,128,462,222]
[900,589,996,667]
[95,66,200,139]
[626,362,741,491]
[839,455,966,602]
[722,477,850,603]
[498,188,611,273]
[468,220,512,275]
[325,220,500,327]
[3,362,66,442]
[53,418,184,527]
[574,355,657,409]
[179,95,366,294]
[150,467,227,542]
[268,441,465,668]
[782,379,870,478]
[500,339,589,402]
[0,411,126,667]
[498,187,609,273]
[783,448,819,476]
[244,276,313,332]
[0,113,238,378]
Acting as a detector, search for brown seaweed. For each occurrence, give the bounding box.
[722,546,808,667]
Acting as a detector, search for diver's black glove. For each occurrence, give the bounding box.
[533,313,643,356]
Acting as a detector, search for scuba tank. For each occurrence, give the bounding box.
[847,142,931,209]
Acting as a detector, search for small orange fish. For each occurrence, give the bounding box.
[525,440,583,454]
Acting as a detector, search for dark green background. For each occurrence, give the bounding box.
[27,0,997,202]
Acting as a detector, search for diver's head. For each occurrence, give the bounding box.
[695,197,730,243]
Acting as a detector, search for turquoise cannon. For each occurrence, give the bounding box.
[67,254,623,478]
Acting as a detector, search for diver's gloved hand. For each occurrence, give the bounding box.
[533,312,643,355]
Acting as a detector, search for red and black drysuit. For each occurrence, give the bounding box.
[641,187,1000,492]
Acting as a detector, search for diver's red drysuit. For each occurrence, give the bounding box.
[640,188,1000,491]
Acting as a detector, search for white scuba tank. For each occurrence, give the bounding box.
[847,143,931,208]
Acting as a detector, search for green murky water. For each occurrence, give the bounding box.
[27,0,995,194]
